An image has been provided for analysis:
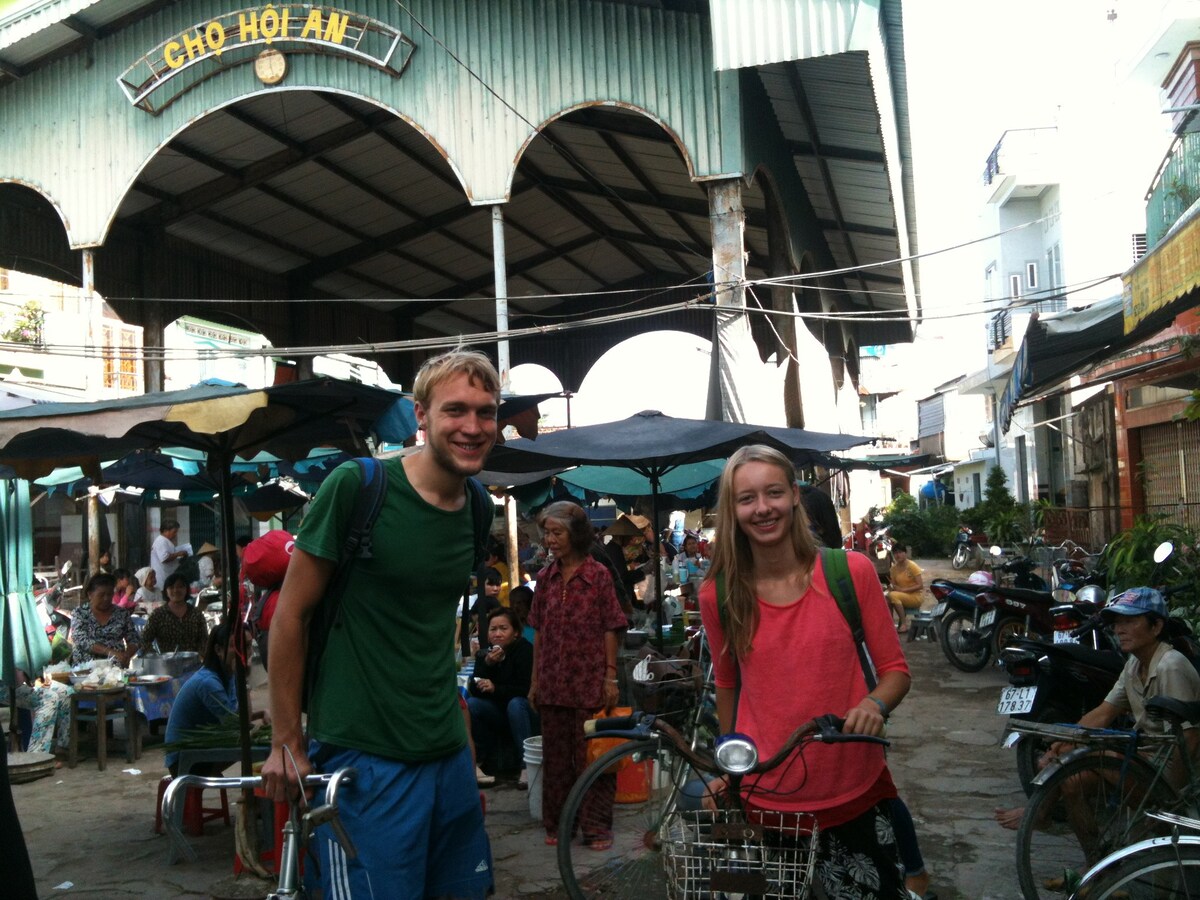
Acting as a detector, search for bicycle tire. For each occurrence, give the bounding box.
[557,737,708,900]
[1073,838,1200,898]
[939,609,990,672]
[1016,752,1173,900]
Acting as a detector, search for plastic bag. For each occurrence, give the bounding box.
[585,706,634,770]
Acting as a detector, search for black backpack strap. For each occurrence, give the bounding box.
[460,476,494,657]
[303,457,388,714]
[821,547,877,691]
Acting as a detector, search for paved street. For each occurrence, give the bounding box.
[10,558,1029,898]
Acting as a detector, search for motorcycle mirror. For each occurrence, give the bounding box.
[1153,541,1174,564]
[990,545,1004,557]
[60,561,72,575]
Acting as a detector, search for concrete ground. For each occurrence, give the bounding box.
[10,556,1028,898]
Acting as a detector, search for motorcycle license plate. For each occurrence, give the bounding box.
[997,686,1037,715]
[932,602,946,617]
[1053,630,1079,645]
[979,610,996,628]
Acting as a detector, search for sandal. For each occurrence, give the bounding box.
[544,834,558,846]
[584,834,614,851]
[897,624,909,634]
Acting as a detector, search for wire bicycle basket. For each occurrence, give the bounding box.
[662,808,818,899]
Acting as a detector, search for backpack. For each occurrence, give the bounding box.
[302,458,492,713]
[716,547,877,691]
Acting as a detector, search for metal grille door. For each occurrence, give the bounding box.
[1140,420,1200,530]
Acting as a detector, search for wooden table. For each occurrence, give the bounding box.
[68,686,140,771]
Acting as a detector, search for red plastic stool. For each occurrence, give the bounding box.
[154,775,231,837]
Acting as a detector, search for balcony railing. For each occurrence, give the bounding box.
[1146,131,1200,249]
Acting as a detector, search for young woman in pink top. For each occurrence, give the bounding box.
[699,444,913,899]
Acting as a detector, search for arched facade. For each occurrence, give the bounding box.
[0,0,916,410]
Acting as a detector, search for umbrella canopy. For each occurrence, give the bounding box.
[485,410,870,476]
[0,378,409,796]
[0,379,411,481]
[1,478,48,746]
[485,411,874,645]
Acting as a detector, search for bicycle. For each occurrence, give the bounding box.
[555,709,888,899]
[1069,810,1200,897]
[162,765,358,899]
[1013,696,1200,899]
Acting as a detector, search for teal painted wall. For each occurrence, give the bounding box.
[0,0,742,247]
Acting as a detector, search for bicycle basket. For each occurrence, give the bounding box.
[662,809,818,900]
[631,656,702,723]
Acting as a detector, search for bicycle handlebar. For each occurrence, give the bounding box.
[583,710,889,776]
[163,767,357,866]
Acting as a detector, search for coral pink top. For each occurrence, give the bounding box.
[699,550,908,827]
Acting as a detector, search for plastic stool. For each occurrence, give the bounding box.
[155,775,231,837]
[908,610,936,643]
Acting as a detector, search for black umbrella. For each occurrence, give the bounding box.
[485,410,874,643]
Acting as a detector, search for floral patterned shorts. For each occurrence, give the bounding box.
[815,800,907,900]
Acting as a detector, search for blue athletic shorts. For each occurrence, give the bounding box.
[304,740,492,900]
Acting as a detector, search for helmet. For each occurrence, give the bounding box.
[967,570,995,587]
[1075,584,1106,607]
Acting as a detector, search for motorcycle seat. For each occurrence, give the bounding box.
[986,585,1055,604]
[1146,696,1200,727]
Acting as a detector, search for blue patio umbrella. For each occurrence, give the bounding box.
[1,478,48,750]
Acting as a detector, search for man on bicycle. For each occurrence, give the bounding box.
[996,587,1200,826]
[263,349,500,900]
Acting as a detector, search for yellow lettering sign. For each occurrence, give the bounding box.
[300,9,322,39]
[260,5,281,42]
[238,11,259,41]
[205,22,226,55]
[181,30,205,60]
[163,40,184,69]
[323,11,349,44]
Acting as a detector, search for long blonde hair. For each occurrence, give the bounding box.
[708,444,818,658]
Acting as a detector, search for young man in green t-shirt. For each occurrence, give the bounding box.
[262,349,500,899]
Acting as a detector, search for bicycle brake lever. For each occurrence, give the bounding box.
[302,805,359,860]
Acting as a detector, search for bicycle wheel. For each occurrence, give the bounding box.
[1074,838,1200,898]
[1016,752,1174,899]
[939,609,990,672]
[557,738,709,899]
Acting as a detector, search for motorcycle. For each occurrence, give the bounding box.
[34,561,77,661]
[997,627,1124,795]
[951,526,980,570]
[972,568,1108,658]
[931,573,995,672]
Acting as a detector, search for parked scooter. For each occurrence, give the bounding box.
[951,525,981,570]
[931,571,996,672]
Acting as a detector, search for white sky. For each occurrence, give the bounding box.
[900,0,1174,385]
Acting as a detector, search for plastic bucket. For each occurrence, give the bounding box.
[523,736,543,821]
[615,758,651,803]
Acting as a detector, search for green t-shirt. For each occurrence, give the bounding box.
[297,456,487,762]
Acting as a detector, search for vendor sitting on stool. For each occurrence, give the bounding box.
[467,608,538,789]
[164,620,239,777]
[887,545,924,634]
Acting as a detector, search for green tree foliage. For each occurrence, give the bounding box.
[1,301,44,344]
[1100,515,1200,634]
[883,491,960,557]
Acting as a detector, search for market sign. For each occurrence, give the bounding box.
[118,4,416,115]
[1123,207,1200,334]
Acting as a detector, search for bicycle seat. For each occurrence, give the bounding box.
[1146,695,1200,726]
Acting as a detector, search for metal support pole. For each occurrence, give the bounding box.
[81,249,103,394]
[492,206,510,390]
[86,492,101,577]
[706,179,750,423]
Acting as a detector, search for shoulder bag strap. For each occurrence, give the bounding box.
[821,547,877,691]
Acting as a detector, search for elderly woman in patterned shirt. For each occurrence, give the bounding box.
[528,501,627,849]
[68,573,139,666]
